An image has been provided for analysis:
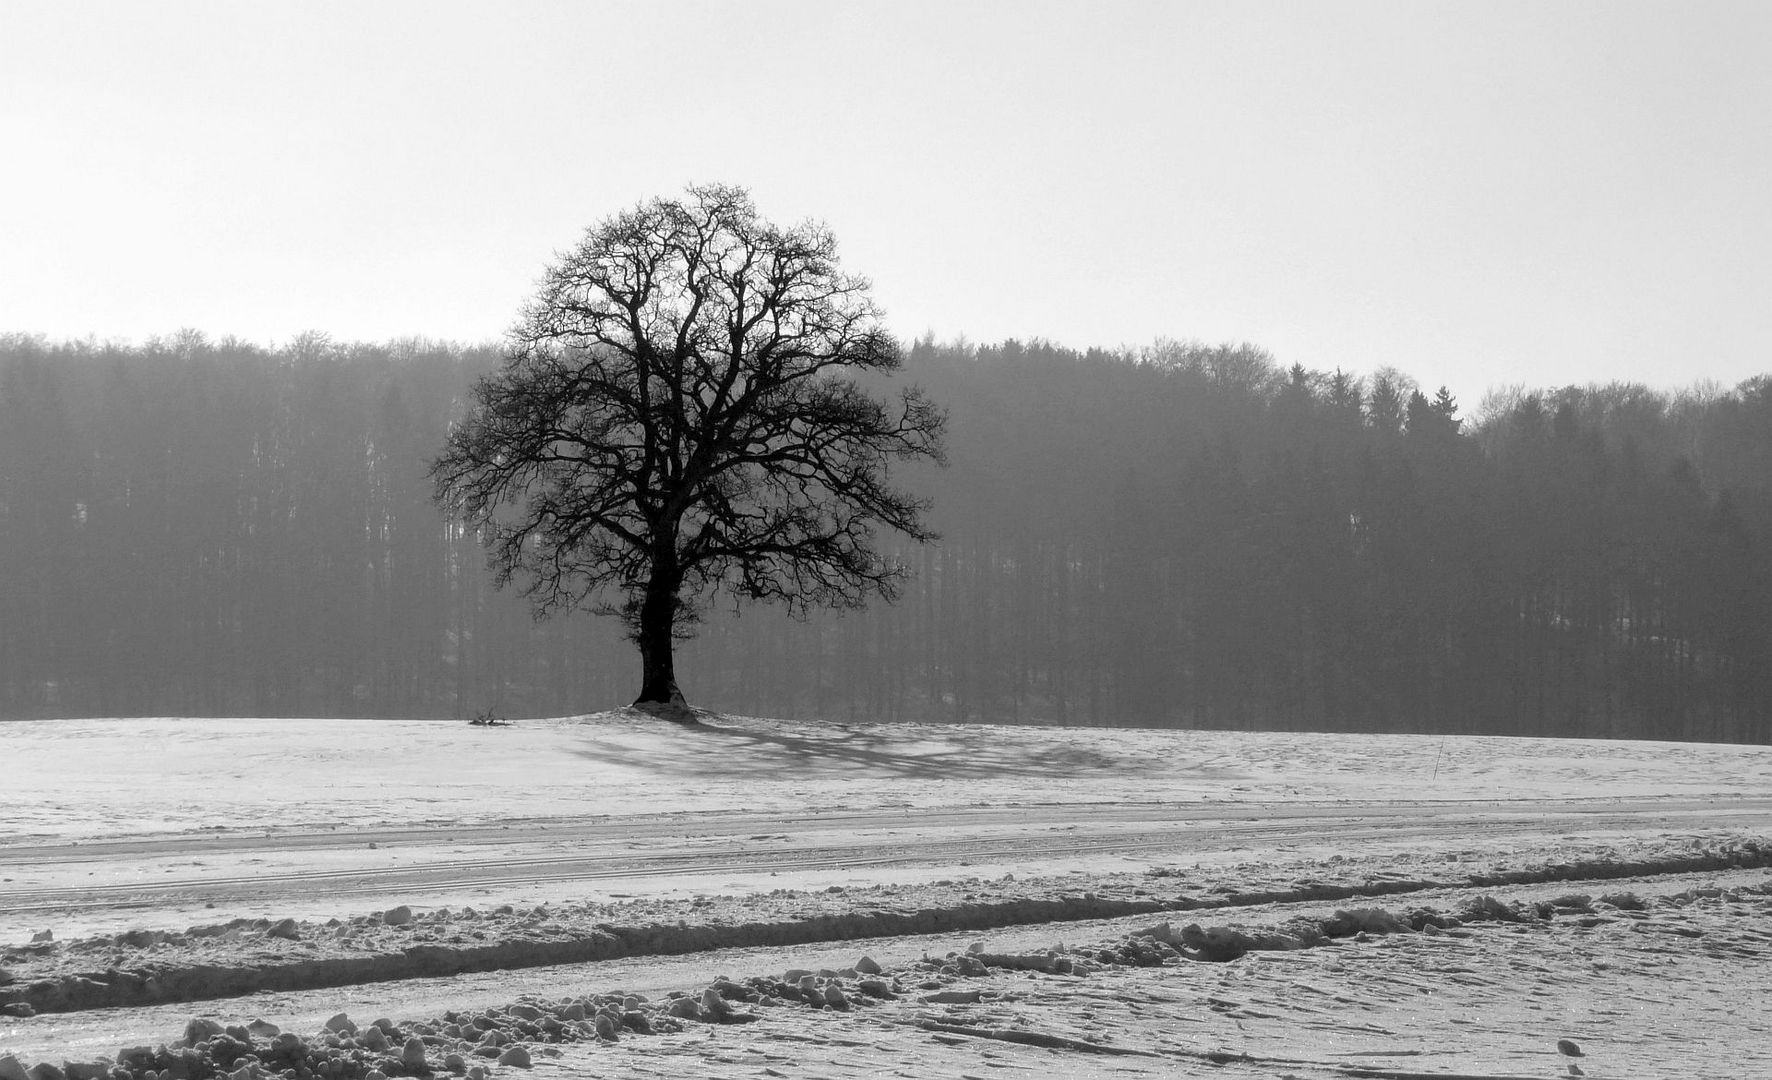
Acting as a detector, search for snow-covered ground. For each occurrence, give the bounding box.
[4,711,1771,1078]
[9,712,1771,841]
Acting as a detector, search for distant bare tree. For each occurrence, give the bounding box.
[432,184,946,716]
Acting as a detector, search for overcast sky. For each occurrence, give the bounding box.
[3,1,1768,410]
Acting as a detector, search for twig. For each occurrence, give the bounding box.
[912,1019,1158,1056]
[912,1019,1544,1079]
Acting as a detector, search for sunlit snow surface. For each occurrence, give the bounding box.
[6,711,1769,839]
[6,713,1772,1075]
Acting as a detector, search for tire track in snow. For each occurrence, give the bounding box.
[2,797,1767,917]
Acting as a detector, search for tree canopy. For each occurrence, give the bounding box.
[431,184,946,714]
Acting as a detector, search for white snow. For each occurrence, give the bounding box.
[6,712,1768,841]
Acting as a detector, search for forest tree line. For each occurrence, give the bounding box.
[1,331,1768,741]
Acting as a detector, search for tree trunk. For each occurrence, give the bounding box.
[633,567,690,717]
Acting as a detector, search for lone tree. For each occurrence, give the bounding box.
[433,184,946,716]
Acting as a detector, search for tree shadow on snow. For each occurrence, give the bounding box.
[573,718,1158,782]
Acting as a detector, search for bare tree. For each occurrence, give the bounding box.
[432,184,946,717]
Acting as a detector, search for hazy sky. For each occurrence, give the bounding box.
[3,1,1768,409]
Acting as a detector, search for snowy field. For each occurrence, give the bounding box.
[4,711,1772,1078]
[9,711,1771,837]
